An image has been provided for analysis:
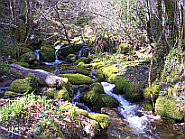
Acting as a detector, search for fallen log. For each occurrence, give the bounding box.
[9,64,68,87]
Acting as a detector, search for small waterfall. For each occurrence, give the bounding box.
[34,49,40,60]
[101,82,150,136]
[72,90,91,112]
[77,46,91,58]
[44,43,66,65]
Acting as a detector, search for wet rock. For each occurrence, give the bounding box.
[19,52,36,63]
[66,54,78,63]
[40,45,55,62]
[59,73,93,85]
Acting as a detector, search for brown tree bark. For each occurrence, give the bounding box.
[9,64,68,87]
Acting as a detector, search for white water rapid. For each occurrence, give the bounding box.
[34,49,40,60]
[101,82,152,137]
[44,44,65,65]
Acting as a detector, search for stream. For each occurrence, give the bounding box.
[33,46,184,139]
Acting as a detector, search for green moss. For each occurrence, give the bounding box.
[143,82,159,101]
[95,73,105,82]
[22,47,33,54]
[99,94,119,108]
[19,52,36,63]
[43,89,56,99]
[90,61,104,69]
[113,76,128,94]
[107,74,119,83]
[76,68,90,76]
[54,86,72,102]
[142,101,153,111]
[8,79,33,93]
[90,82,104,93]
[88,113,111,131]
[59,73,93,85]
[101,66,119,79]
[40,45,55,62]
[119,43,130,54]
[75,57,89,65]
[54,40,61,46]
[83,90,99,105]
[88,54,94,62]
[124,83,143,102]
[4,91,19,96]
[155,97,184,123]
[58,44,73,57]
[14,61,30,68]
[66,54,78,63]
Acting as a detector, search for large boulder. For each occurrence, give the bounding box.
[82,83,119,110]
[54,86,72,102]
[8,79,33,93]
[155,96,185,124]
[101,66,119,79]
[59,73,93,85]
[40,45,55,62]
[19,52,36,63]
[66,54,78,63]
[58,44,74,57]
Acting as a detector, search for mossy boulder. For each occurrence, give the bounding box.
[90,61,104,69]
[88,113,111,132]
[4,91,19,96]
[22,47,33,54]
[59,73,93,85]
[40,45,55,62]
[66,54,78,63]
[119,43,130,54]
[82,89,119,110]
[94,73,105,82]
[155,97,185,124]
[76,62,91,68]
[54,86,72,102]
[19,52,36,63]
[75,57,89,65]
[113,76,128,94]
[101,66,119,79]
[90,82,104,93]
[143,82,159,101]
[14,61,30,68]
[58,44,73,57]
[32,60,45,66]
[43,89,56,99]
[124,83,143,103]
[8,79,33,93]
[107,74,119,83]
[59,103,88,116]
[75,68,90,76]
[142,101,153,111]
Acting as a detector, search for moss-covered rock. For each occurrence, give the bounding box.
[76,62,91,68]
[75,57,89,65]
[124,83,143,103]
[155,97,185,123]
[58,44,73,57]
[119,43,130,54]
[14,61,30,68]
[90,82,104,93]
[75,68,90,76]
[4,91,19,96]
[143,82,159,101]
[40,45,55,62]
[54,86,72,102]
[32,60,45,66]
[43,89,56,99]
[88,113,111,131]
[101,66,119,79]
[8,79,33,93]
[19,52,36,63]
[113,76,128,94]
[22,47,33,54]
[90,61,104,69]
[142,101,153,111]
[66,54,78,63]
[82,89,119,110]
[107,74,119,83]
[88,54,94,62]
[59,73,93,85]
[94,73,105,82]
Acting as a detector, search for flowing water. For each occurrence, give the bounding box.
[97,82,185,139]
